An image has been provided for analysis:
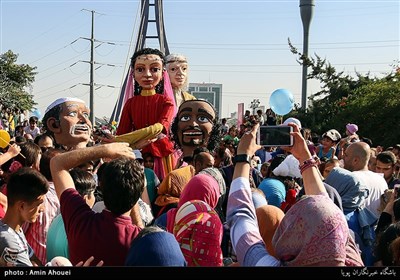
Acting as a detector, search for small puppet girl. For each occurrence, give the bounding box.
[114,48,177,180]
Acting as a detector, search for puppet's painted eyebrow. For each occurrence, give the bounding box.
[198,108,215,120]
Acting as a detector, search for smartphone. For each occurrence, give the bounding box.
[257,125,293,147]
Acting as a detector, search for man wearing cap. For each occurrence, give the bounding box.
[42,97,92,150]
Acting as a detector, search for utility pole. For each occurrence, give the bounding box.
[89,10,95,126]
[300,0,314,110]
[80,9,96,125]
[75,10,116,126]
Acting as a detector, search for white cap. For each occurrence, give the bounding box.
[45,97,86,115]
[282,117,302,129]
[132,150,143,160]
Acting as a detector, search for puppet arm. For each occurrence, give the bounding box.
[113,123,163,148]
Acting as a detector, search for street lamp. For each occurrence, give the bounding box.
[250,99,260,115]
[300,0,315,110]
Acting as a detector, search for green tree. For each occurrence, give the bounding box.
[337,77,400,148]
[287,39,399,147]
[0,50,37,115]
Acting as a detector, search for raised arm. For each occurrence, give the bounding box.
[50,143,134,199]
[0,144,21,166]
[227,123,280,266]
[285,123,326,195]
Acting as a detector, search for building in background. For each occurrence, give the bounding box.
[188,83,222,119]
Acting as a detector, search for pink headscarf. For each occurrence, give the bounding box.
[166,173,220,233]
[173,200,223,267]
[272,195,364,266]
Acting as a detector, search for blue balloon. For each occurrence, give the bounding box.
[31,109,41,119]
[269,88,294,115]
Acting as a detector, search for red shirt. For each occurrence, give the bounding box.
[60,188,141,266]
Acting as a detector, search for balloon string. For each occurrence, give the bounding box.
[0,137,26,159]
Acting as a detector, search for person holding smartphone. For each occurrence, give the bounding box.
[226,122,363,266]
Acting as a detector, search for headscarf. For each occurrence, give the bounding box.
[272,195,364,266]
[198,167,226,196]
[256,205,285,257]
[166,173,220,232]
[251,189,268,209]
[125,231,187,266]
[258,178,286,208]
[155,165,195,207]
[173,200,223,267]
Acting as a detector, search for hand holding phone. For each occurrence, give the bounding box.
[256,125,293,147]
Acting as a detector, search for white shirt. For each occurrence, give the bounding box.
[352,170,388,218]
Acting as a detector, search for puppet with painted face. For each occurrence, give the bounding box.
[114,48,177,180]
[153,99,221,216]
[170,99,221,168]
[42,97,92,150]
[165,54,196,107]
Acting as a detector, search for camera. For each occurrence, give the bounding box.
[256,125,293,147]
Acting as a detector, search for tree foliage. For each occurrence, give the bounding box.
[0,50,37,115]
[287,38,400,148]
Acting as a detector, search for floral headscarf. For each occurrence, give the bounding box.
[173,200,223,266]
[272,195,363,266]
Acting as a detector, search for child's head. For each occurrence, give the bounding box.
[346,123,358,136]
[7,167,49,223]
[28,116,38,129]
[323,158,340,179]
[70,168,97,208]
[142,152,155,170]
[101,157,144,215]
[260,162,270,178]
[321,129,341,148]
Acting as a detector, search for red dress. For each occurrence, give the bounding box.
[116,94,175,158]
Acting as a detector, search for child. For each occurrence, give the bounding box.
[315,129,341,160]
[345,123,359,141]
[0,167,48,266]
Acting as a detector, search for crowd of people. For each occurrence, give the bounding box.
[0,47,399,268]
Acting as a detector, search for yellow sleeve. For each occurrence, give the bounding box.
[114,123,163,148]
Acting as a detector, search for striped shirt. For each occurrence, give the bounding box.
[24,182,60,264]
